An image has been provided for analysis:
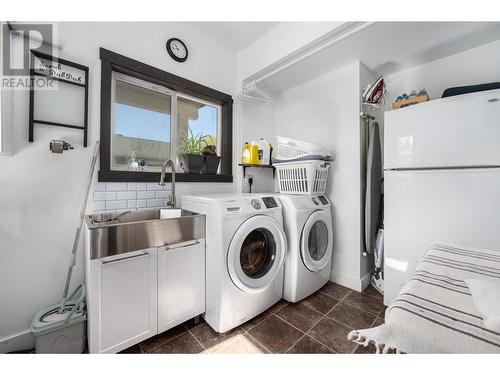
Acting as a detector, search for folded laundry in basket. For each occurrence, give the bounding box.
[272,154,333,164]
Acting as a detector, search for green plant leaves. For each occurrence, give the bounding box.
[178,128,210,155]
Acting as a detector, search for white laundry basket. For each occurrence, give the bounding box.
[275,136,332,161]
[275,160,332,195]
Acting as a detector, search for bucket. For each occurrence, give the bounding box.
[31,284,87,353]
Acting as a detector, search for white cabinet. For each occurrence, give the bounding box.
[87,248,158,354]
[157,240,205,333]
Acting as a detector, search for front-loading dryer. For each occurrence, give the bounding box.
[182,194,287,333]
[278,195,333,302]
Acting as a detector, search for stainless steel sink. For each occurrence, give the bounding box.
[85,209,205,260]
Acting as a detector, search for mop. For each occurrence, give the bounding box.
[31,141,100,353]
[59,140,100,312]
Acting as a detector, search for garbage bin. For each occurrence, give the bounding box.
[31,284,87,353]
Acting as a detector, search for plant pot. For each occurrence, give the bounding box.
[180,154,204,174]
[202,155,221,175]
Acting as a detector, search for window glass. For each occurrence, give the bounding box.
[176,96,219,168]
[112,79,172,171]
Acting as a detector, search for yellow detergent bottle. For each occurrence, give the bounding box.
[250,141,259,164]
[242,142,251,164]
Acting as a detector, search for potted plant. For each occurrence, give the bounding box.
[178,129,208,174]
[202,144,221,175]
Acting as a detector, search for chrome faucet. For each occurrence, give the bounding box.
[159,159,176,209]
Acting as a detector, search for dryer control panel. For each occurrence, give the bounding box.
[312,196,330,205]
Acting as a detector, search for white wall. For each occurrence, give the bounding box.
[237,22,344,82]
[271,62,366,290]
[237,100,277,193]
[384,39,500,113]
[0,22,238,348]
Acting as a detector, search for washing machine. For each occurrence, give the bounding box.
[278,194,333,302]
[182,194,287,333]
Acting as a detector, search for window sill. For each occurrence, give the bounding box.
[98,170,233,183]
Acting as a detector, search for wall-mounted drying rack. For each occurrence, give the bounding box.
[237,81,271,103]
[29,50,89,147]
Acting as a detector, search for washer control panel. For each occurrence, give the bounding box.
[262,196,278,209]
[312,196,321,205]
[250,199,262,209]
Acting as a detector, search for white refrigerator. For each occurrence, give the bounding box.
[383,89,500,306]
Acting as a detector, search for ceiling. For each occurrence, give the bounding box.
[253,22,500,93]
[191,22,278,53]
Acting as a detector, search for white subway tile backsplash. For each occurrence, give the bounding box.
[94,182,106,192]
[106,182,128,191]
[94,191,116,201]
[147,182,164,191]
[92,201,106,211]
[117,191,137,200]
[92,181,172,213]
[137,190,155,199]
[106,200,127,210]
[155,190,167,199]
[147,199,164,208]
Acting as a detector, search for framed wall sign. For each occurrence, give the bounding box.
[29,50,89,147]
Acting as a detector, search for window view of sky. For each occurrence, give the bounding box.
[114,103,217,142]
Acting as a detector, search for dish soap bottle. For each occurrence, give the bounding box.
[258,138,270,165]
[128,151,139,170]
[242,142,251,164]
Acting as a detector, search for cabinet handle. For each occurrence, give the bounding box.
[164,240,200,251]
[101,251,149,264]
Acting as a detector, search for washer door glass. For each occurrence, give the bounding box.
[240,228,276,279]
[300,210,333,272]
[228,215,286,293]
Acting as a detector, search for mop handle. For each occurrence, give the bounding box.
[59,141,100,312]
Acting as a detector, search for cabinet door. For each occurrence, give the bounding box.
[158,240,205,333]
[89,248,157,353]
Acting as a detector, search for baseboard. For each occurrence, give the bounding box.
[330,270,373,293]
[360,272,372,291]
[330,271,362,292]
[0,330,34,354]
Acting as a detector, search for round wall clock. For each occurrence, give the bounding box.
[166,38,188,63]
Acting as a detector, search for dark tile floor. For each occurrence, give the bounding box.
[120,281,385,354]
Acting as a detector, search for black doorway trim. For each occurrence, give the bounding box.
[98,47,233,183]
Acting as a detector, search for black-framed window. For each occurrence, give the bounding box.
[99,48,233,183]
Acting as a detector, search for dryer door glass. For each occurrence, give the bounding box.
[301,210,333,272]
[227,215,287,293]
[308,221,328,261]
[240,229,276,279]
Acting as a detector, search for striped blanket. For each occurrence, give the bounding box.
[348,242,500,353]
